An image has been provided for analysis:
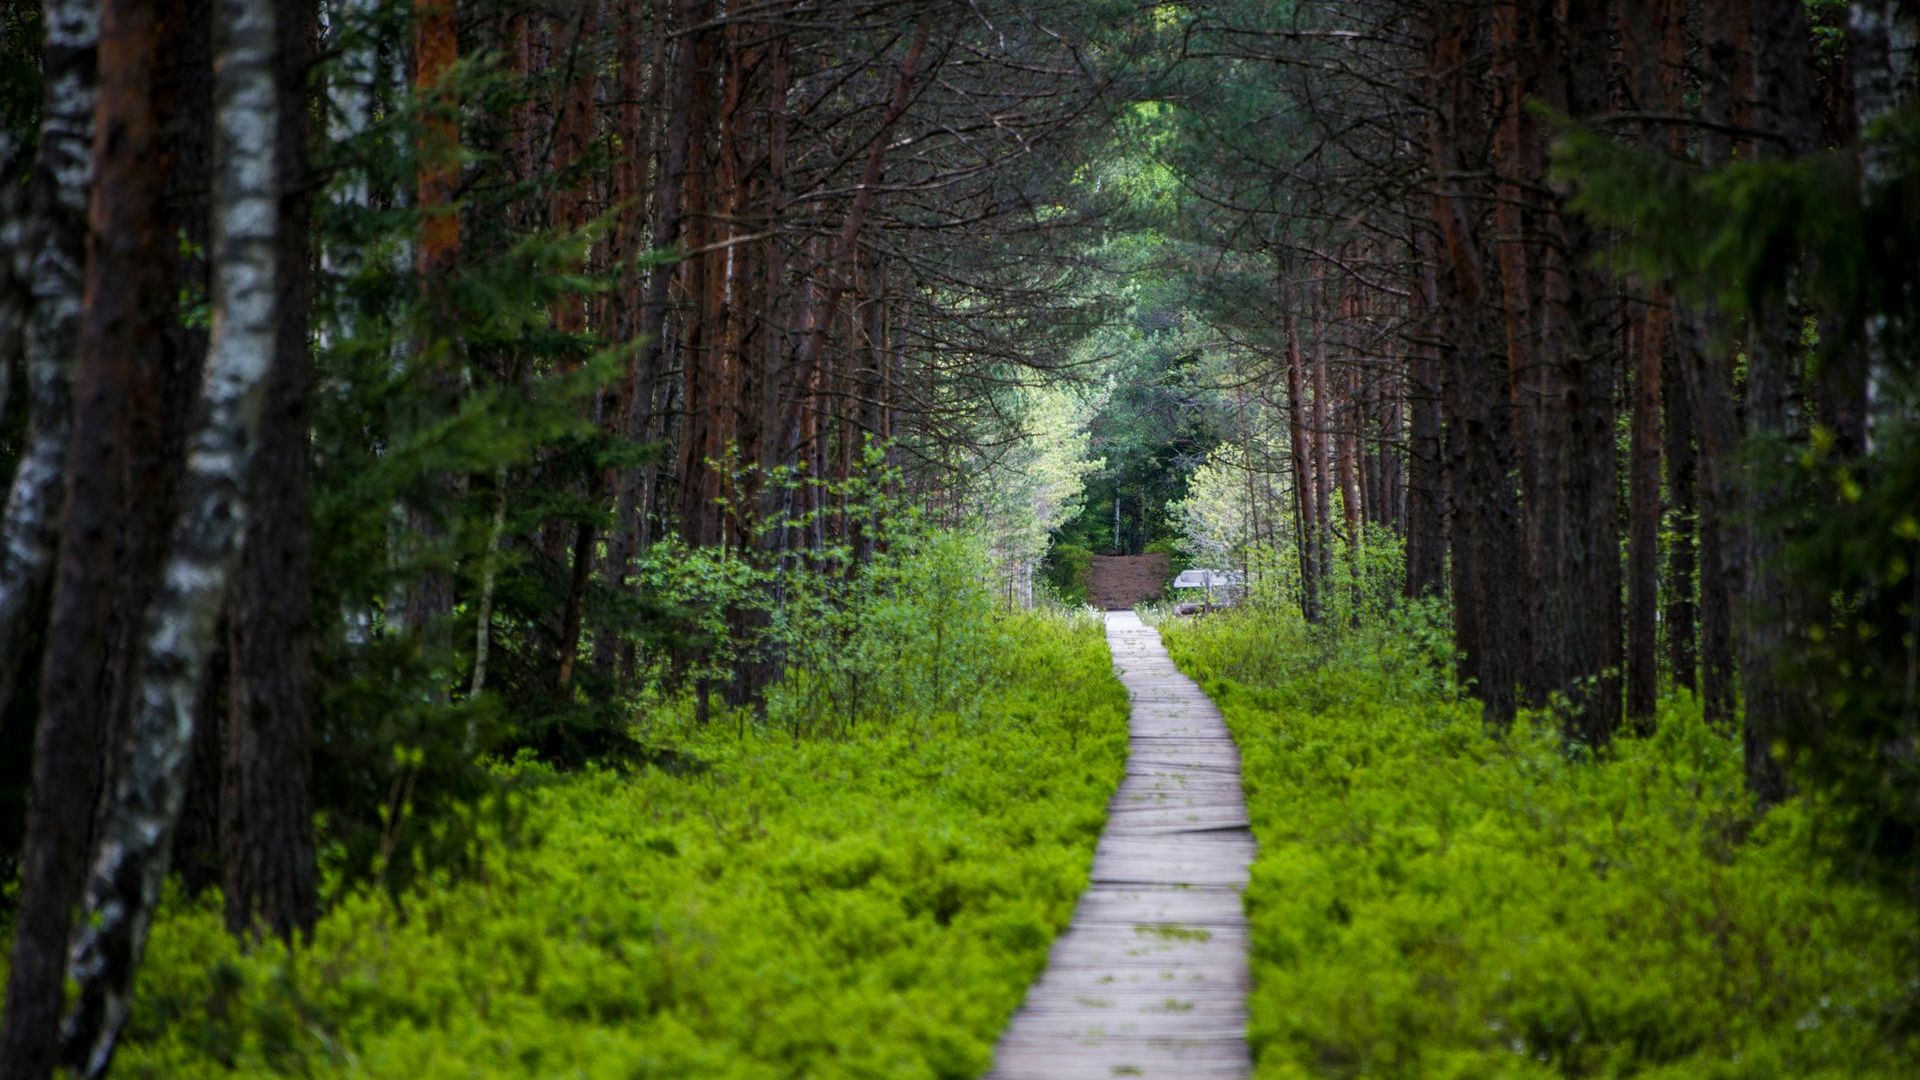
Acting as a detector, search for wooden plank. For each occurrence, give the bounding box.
[987,611,1254,1079]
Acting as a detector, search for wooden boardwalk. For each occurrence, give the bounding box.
[988,610,1255,1080]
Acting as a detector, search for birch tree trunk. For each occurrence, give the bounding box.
[0,136,26,422]
[60,0,282,1068]
[1851,0,1918,439]
[0,5,99,1077]
[0,0,96,735]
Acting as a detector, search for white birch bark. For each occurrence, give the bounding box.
[1850,0,1918,441]
[0,134,28,420]
[59,0,281,1071]
[0,0,99,719]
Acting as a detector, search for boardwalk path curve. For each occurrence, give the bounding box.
[988,610,1255,1079]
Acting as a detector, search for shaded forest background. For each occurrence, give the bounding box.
[0,0,1916,1076]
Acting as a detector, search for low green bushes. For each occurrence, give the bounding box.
[1039,541,1094,606]
[1159,608,1920,1078]
[93,606,1127,1078]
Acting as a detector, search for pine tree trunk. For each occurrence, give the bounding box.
[1405,236,1445,601]
[1739,0,1822,804]
[398,0,462,647]
[1626,300,1664,724]
[1429,0,1521,731]
[224,0,315,942]
[1284,298,1319,619]
[1662,325,1699,695]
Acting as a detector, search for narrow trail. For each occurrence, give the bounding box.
[988,610,1255,1080]
[1087,554,1171,610]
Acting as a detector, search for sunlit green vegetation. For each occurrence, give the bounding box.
[1158,584,1920,1078]
[83,545,1129,1079]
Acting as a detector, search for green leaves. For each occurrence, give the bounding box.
[1161,611,1920,1077]
[107,610,1129,1078]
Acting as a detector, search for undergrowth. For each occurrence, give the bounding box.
[90,606,1127,1079]
[1158,606,1920,1079]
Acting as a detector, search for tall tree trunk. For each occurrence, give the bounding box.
[1310,309,1333,578]
[224,0,315,942]
[1626,300,1664,724]
[1739,0,1822,804]
[1663,325,1699,695]
[0,4,118,1075]
[1405,233,1445,601]
[1683,0,1750,730]
[1620,0,1677,726]
[1429,0,1520,730]
[1284,297,1319,619]
[595,0,665,681]
[1849,0,1917,442]
[62,0,284,1065]
[1522,0,1623,747]
[0,0,96,739]
[551,0,602,690]
[397,0,461,647]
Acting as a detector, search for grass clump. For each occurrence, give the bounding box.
[1157,607,1920,1079]
[97,607,1127,1079]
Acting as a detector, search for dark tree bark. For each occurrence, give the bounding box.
[396,0,461,647]
[1528,0,1622,747]
[1662,326,1699,696]
[1429,0,1522,731]
[224,0,315,942]
[1405,234,1445,601]
[96,0,200,862]
[1285,297,1320,618]
[1737,0,1823,805]
[1624,302,1663,725]
[1619,0,1676,727]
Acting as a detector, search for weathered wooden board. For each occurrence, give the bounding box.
[987,610,1254,1080]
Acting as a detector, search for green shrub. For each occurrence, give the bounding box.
[1040,541,1094,606]
[78,607,1127,1079]
[1158,608,1920,1078]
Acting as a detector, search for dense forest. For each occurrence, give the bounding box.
[0,0,1916,1076]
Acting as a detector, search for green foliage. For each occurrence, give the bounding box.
[1770,419,1920,900]
[1159,610,1920,1078]
[91,606,1129,1079]
[1040,541,1095,605]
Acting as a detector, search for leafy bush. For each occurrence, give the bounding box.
[1158,608,1920,1078]
[1040,540,1095,605]
[85,606,1127,1078]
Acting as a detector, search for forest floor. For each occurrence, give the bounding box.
[1087,554,1171,610]
[989,610,1254,1079]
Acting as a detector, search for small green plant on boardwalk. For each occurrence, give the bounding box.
[1158,606,1920,1078]
[75,574,1128,1079]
